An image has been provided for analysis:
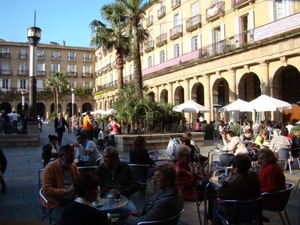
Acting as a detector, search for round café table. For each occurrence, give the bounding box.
[94,194,128,213]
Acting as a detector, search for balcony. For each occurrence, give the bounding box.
[186,14,202,32]
[144,40,154,53]
[102,66,107,73]
[156,33,167,47]
[206,1,225,21]
[171,0,180,10]
[232,0,254,9]
[68,57,76,61]
[36,71,45,76]
[112,61,116,68]
[98,68,103,75]
[37,55,44,60]
[157,6,166,19]
[107,63,112,71]
[52,55,61,61]
[84,57,92,62]
[169,25,183,40]
[146,16,153,27]
[0,53,10,58]
[124,74,133,84]
[0,69,11,75]
[66,71,77,77]
[19,54,28,59]
[82,72,92,78]
[17,70,29,76]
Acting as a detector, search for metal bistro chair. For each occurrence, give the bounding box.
[39,188,55,224]
[194,182,213,225]
[129,163,152,200]
[38,169,44,190]
[261,182,294,225]
[277,148,293,174]
[137,208,184,225]
[214,197,262,225]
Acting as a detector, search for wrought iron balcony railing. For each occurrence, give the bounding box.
[206,1,225,21]
[156,33,167,47]
[169,25,183,40]
[186,14,202,32]
[157,6,166,19]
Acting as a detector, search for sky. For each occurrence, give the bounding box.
[0,0,111,47]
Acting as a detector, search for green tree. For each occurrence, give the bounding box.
[90,2,131,90]
[45,71,69,114]
[118,0,158,96]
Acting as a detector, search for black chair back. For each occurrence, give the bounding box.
[137,208,184,225]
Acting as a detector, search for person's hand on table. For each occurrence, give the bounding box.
[225,172,234,182]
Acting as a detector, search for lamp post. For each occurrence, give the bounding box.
[21,90,25,111]
[71,87,75,132]
[27,26,41,120]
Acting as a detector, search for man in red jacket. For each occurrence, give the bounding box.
[40,144,79,224]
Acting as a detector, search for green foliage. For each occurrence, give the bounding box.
[229,124,241,136]
[114,83,183,130]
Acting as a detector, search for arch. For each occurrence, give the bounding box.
[0,102,12,113]
[82,102,92,113]
[160,89,168,103]
[273,65,300,103]
[109,99,114,109]
[212,78,229,106]
[174,86,184,105]
[66,102,78,117]
[238,72,261,101]
[191,83,205,106]
[148,91,155,102]
[16,103,29,115]
[50,103,62,114]
[37,102,46,118]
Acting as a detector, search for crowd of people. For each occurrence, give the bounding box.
[36,112,299,225]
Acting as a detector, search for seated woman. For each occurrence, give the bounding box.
[221,131,248,155]
[254,129,268,147]
[257,148,286,222]
[175,145,216,221]
[215,154,261,224]
[61,173,108,225]
[124,163,184,224]
[129,136,154,182]
[42,135,59,167]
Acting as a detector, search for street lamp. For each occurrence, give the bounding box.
[27,25,41,120]
[21,90,25,111]
[71,87,75,132]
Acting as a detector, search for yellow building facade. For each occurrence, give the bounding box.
[94,0,300,123]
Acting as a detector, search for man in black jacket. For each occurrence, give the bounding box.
[54,113,69,146]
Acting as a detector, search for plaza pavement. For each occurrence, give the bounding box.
[0,124,299,225]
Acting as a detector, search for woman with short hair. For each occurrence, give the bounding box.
[124,163,184,224]
[42,135,59,167]
[61,173,108,225]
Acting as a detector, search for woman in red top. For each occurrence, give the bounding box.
[257,148,286,222]
[175,145,216,221]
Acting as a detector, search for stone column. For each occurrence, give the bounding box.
[183,79,190,101]
[227,69,237,102]
[203,75,211,122]
[259,61,270,95]
[168,82,173,104]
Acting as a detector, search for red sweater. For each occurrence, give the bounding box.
[259,162,286,208]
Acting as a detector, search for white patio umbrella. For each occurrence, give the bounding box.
[102,108,117,115]
[219,99,254,112]
[172,100,209,113]
[249,95,291,112]
[92,109,105,115]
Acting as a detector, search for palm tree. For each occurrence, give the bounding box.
[45,71,69,115]
[90,2,131,90]
[118,0,158,96]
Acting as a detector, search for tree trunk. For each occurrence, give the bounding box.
[132,27,143,97]
[116,50,124,90]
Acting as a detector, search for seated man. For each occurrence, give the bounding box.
[214,154,261,224]
[269,128,292,158]
[74,131,101,166]
[96,146,140,212]
[40,144,80,225]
